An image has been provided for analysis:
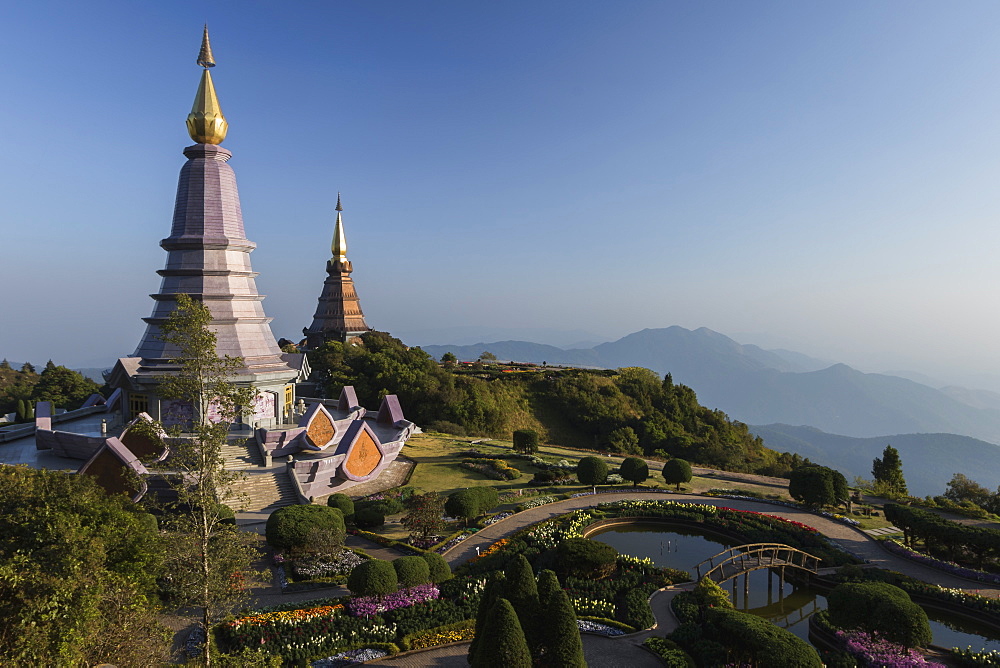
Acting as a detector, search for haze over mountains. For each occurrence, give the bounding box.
[420,326,1000,497]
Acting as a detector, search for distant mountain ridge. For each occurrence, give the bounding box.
[419,326,1000,445]
[749,424,1000,498]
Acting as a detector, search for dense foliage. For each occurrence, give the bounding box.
[788,465,849,507]
[0,359,101,417]
[0,467,169,666]
[308,334,806,475]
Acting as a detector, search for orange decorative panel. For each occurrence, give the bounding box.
[306,409,336,448]
[345,429,382,478]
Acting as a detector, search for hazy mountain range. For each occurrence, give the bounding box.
[420,326,1000,495]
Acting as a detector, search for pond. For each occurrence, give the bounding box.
[589,522,1000,652]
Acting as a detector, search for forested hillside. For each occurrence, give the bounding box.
[0,360,101,419]
[308,332,806,476]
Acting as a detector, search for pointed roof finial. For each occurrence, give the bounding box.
[187,25,228,144]
[197,24,216,68]
[332,195,348,261]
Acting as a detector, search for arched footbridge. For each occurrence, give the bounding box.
[694,542,820,584]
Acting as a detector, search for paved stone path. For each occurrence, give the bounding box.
[442,491,1000,598]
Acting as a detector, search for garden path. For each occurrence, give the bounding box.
[442,491,1000,598]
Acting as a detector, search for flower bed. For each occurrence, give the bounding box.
[460,458,520,481]
[483,512,512,526]
[401,620,477,650]
[516,495,558,510]
[884,539,1000,585]
[346,584,440,617]
[577,619,626,636]
[836,629,945,667]
[952,647,1000,666]
[311,647,391,667]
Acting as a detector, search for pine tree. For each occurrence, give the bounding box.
[536,569,562,607]
[471,598,532,668]
[536,586,586,667]
[872,445,908,497]
[504,554,539,650]
[468,573,506,664]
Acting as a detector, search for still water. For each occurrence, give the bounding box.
[590,522,1000,652]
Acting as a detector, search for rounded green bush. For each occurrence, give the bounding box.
[347,559,398,596]
[827,581,931,647]
[326,493,355,517]
[556,538,618,578]
[662,458,692,490]
[421,551,453,583]
[265,504,346,553]
[393,555,431,587]
[369,498,405,515]
[354,507,386,529]
[705,607,821,667]
[577,456,609,488]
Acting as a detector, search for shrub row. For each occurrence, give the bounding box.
[885,503,1000,568]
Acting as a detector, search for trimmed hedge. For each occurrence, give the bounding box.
[354,507,386,529]
[557,538,618,579]
[619,588,655,629]
[827,581,931,647]
[704,607,822,667]
[347,559,398,597]
[265,505,346,553]
[326,493,355,517]
[394,556,431,587]
[421,551,453,583]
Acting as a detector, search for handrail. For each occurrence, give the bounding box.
[694,543,820,583]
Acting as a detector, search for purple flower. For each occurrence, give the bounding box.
[345,584,440,617]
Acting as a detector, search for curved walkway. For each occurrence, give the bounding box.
[443,491,1000,597]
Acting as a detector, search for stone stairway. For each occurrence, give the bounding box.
[220,438,264,469]
[233,470,298,515]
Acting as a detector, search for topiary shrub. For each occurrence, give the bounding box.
[326,493,355,517]
[704,607,822,667]
[353,507,386,529]
[421,551,453,583]
[556,538,618,579]
[368,498,405,515]
[265,504,346,554]
[577,456,609,492]
[512,429,539,454]
[619,588,655,630]
[663,458,692,490]
[692,577,733,609]
[347,559,398,597]
[827,581,931,647]
[393,555,431,587]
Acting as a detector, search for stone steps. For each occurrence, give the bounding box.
[233,470,298,514]
[220,439,263,469]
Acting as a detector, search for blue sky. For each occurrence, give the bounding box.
[3,1,1000,385]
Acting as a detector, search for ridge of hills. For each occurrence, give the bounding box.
[748,424,1000,498]
[419,326,1000,445]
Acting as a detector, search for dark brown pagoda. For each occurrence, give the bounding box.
[303,194,372,347]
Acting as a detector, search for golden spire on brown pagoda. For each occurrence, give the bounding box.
[332,193,348,263]
[186,25,228,144]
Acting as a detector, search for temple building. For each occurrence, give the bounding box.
[107,27,304,428]
[0,28,415,509]
[301,194,373,348]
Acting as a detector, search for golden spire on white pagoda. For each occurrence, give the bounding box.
[186,25,228,144]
